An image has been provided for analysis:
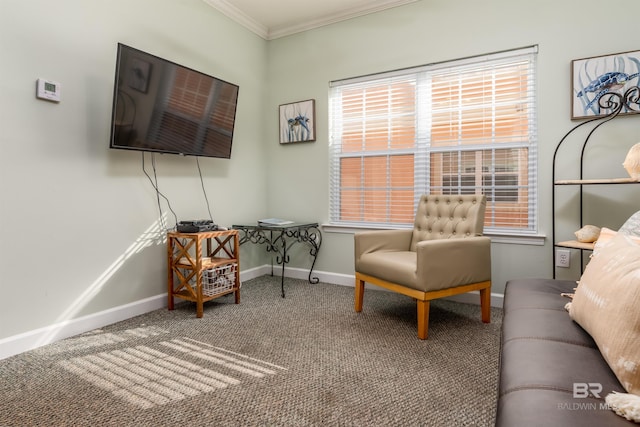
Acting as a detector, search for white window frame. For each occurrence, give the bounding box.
[328,46,538,237]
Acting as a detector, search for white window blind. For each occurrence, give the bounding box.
[329,46,538,235]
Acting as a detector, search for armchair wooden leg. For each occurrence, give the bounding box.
[355,277,365,312]
[480,286,491,323]
[417,299,430,340]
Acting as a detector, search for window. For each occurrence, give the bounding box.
[329,46,537,234]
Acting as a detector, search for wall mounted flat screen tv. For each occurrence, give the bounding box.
[109,43,239,158]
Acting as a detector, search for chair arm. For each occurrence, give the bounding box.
[415,236,491,291]
[354,229,413,269]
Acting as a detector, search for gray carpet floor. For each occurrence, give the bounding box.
[0,276,503,426]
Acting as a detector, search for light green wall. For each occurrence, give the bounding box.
[1,0,639,343]
[0,0,269,339]
[265,0,640,289]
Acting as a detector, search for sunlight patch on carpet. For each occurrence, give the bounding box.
[40,326,168,355]
[58,338,286,409]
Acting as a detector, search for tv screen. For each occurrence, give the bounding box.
[109,43,239,158]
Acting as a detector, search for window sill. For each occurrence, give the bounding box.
[321,223,546,246]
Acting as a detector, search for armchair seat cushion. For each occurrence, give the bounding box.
[357,251,417,290]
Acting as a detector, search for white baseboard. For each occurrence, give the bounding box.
[269,266,504,308]
[231,266,505,308]
[443,289,504,308]
[0,267,268,361]
[0,265,503,360]
[0,294,167,361]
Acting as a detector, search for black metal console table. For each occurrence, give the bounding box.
[232,222,322,297]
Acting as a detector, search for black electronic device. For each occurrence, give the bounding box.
[109,43,239,159]
[177,220,218,233]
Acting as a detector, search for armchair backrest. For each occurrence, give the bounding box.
[409,194,487,251]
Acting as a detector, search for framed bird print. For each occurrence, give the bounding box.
[279,99,316,144]
[571,50,640,120]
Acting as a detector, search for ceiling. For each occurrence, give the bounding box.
[202,0,418,40]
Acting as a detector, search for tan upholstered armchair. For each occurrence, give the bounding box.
[354,194,492,339]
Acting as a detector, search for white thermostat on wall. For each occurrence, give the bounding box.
[36,78,61,102]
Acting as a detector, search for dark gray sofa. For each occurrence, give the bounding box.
[495,278,634,426]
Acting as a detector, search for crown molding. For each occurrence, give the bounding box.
[268,0,418,40]
[203,0,418,40]
[202,0,269,39]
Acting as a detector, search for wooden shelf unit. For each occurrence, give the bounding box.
[167,229,240,317]
[553,177,639,278]
[552,90,640,278]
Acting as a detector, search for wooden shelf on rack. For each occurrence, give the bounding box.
[176,256,236,269]
[555,177,640,185]
[556,240,595,250]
